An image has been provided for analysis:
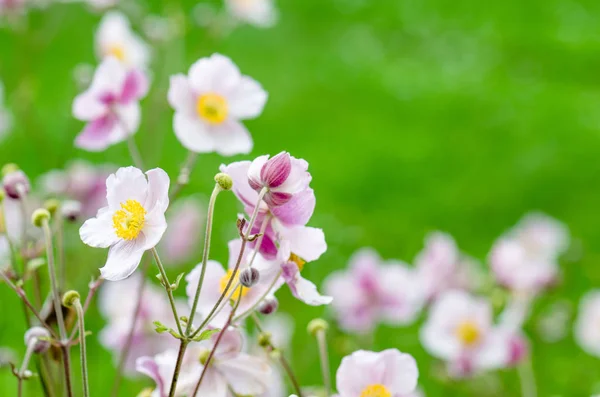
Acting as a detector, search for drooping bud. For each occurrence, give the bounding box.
[44,199,60,216]
[62,290,80,308]
[257,296,279,315]
[24,327,51,354]
[61,200,82,222]
[307,318,329,336]
[239,267,259,288]
[3,169,30,199]
[31,208,51,227]
[214,172,233,191]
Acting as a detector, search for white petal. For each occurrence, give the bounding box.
[88,57,128,97]
[72,92,108,121]
[173,112,216,153]
[79,209,118,248]
[168,74,196,115]
[110,102,141,140]
[100,238,146,281]
[188,53,241,94]
[282,226,326,262]
[106,166,148,210]
[218,353,271,395]
[211,120,253,156]
[140,206,167,250]
[195,368,228,397]
[144,168,170,212]
[227,76,267,120]
[292,274,332,306]
[379,349,419,394]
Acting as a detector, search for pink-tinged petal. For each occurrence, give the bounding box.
[219,161,258,209]
[144,168,170,213]
[140,206,167,250]
[88,57,128,98]
[79,208,118,248]
[227,239,244,269]
[247,155,268,191]
[136,356,166,397]
[282,262,332,305]
[111,102,141,139]
[100,237,146,281]
[173,112,216,153]
[336,350,389,396]
[195,367,228,397]
[264,191,292,207]
[211,120,253,156]
[75,115,117,152]
[72,92,108,121]
[211,327,243,360]
[219,353,271,395]
[167,74,195,115]
[281,226,326,262]
[252,229,279,260]
[188,53,241,94]
[378,349,419,395]
[270,189,315,227]
[377,263,423,325]
[120,69,149,104]
[185,261,227,318]
[271,155,311,195]
[261,152,291,189]
[227,75,268,119]
[105,166,148,210]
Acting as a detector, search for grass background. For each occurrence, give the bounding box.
[2,0,600,395]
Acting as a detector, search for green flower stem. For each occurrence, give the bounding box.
[151,247,183,336]
[73,298,89,397]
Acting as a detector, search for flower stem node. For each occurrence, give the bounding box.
[62,290,81,308]
[24,327,51,354]
[307,318,329,337]
[31,208,51,228]
[3,169,30,199]
[44,199,60,215]
[239,267,260,288]
[258,332,272,348]
[258,297,279,315]
[214,173,233,191]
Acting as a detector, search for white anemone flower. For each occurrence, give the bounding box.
[96,11,151,69]
[168,53,267,156]
[79,166,169,281]
[225,0,278,28]
[575,290,600,358]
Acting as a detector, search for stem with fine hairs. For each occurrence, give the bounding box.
[73,298,89,397]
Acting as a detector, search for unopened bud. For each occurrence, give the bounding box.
[239,267,259,288]
[136,388,154,397]
[214,173,233,191]
[62,290,80,308]
[61,200,82,222]
[269,348,282,360]
[44,199,60,215]
[258,332,272,348]
[307,318,329,336]
[3,170,30,199]
[198,348,210,365]
[24,327,51,353]
[31,208,50,227]
[1,163,19,177]
[258,296,279,315]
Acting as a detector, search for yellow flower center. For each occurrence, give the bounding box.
[219,269,249,299]
[289,253,306,272]
[105,43,126,62]
[197,93,228,124]
[455,320,481,346]
[112,199,146,240]
[360,384,391,397]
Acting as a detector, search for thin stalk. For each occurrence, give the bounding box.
[16,184,29,264]
[233,270,281,322]
[59,345,73,397]
[167,340,188,397]
[56,213,65,292]
[126,134,145,170]
[69,278,104,342]
[518,356,537,397]
[151,248,183,336]
[247,215,270,268]
[17,340,36,397]
[73,298,89,397]
[316,330,331,397]
[169,151,198,200]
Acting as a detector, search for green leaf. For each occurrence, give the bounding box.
[193,328,220,342]
[170,272,186,291]
[153,321,169,334]
[26,258,46,273]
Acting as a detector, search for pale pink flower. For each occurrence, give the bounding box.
[72,58,148,151]
[420,290,509,377]
[324,248,422,333]
[96,11,151,69]
[335,349,419,397]
[225,0,277,28]
[159,197,204,266]
[98,272,178,375]
[489,212,569,294]
[80,167,169,281]
[168,53,267,156]
[137,327,271,397]
[574,290,600,357]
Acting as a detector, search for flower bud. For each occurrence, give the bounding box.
[44,199,60,215]
[62,290,80,308]
[24,327,51,354]
[258,332,272,348]
[31,208,51,227]
[1,163,19,177]
[307,318,329,336]
[198,348,211,365]
[257,296,279,315]
[61,200,82,222]
[239,267,259,288]
[3,169,30,199]
[214,172,233,191]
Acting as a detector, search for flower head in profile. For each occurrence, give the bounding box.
[335,349,418,397]
[168,53,267,156]
[72,58,148,151]
[96,11,151,69]
[79,167,169,281]
[324,248,423,333]
[225,0,278,28]
[574,290,600,358]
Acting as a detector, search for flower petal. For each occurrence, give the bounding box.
[270,188,315,227]
[168,74,196,115]
[120,68,149,104]
[379,349,419,394]
[219,353,271,395]
[105,166,148,210]
[227,76,267,120]
[173,113,216,153]
[144,168,170,213]
[281,226,326,262]
[188,53,241,94]
[211,120,253,156]
[75,115,117,152]
[100,238,146,281]
[79,208,118,248]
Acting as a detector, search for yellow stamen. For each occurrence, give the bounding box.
[197,93,228,124]
[106,43,126,62]
[289,253,306,272]
[112,199,146,240]
[360,384,392,397]
[455,320,481,346]
[219,269,249,299]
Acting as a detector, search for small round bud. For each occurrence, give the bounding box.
[269,348,282,360]
[214,173,233,191]
[44,199,60,215]
[1,163,19,177]
[307,318,329,336]
[24,327,51,354]
[258,332,272,348]
[61,200,82,222]
[3,170,30,199]
[62,290,80,308]
[31,208,51,227]
[198,348,210,365]
[239,267,260,288]
[257,296,279,315]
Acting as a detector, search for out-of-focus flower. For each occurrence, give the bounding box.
[168,53,267,156]
[536,300,571,343]
[420,290,509,377]
[489,212,569,294]
[324,248,422,333]
[39,160,113,217]
[185,239,281,327]
[137,326,271,396]
[99,272,179,374]
[336,349,418,397]
[0,0,25,15]
[96,11,151,69]
[248,152,311,207]
[142,15,178,43]
[0,80,12,140]
[79,167,169,281]
[3,169,30,199]
[72,58,148,151]
[574,290,600,357]
[159,196,204,266]
[225,0,277,28]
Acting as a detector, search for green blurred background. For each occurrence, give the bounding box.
[2,0,600,395]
